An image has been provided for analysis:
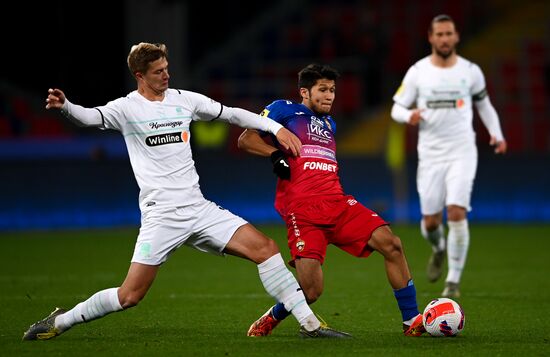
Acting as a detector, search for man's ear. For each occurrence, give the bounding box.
[300,87,309,100]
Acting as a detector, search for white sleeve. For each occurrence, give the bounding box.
[94,98,125,131]
[392,66,418,108]
[61,99,103,127]
[391,102,413,123]
[217,106,283,135]
[189,91,283,135]
[475,96,504,141]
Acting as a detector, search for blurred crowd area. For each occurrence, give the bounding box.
[1,0,549,157]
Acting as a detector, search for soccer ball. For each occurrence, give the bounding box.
[422,298,465,337]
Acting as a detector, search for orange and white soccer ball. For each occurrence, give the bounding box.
[422,298,465,336]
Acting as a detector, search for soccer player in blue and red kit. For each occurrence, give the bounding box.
[238,63,425,337]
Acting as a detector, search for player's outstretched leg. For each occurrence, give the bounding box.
[22,287,125,341]
[368,226,426,336]
[229,225,350,338]
[22,308,67,340]
[248,303,351,338]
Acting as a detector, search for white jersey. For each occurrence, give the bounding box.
[393,56,487,163]
[95,89,238,210]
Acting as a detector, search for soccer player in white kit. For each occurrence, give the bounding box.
[391,15,507,298]
[22,42,349,340]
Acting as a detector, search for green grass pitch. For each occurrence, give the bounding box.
[2,224,550,356]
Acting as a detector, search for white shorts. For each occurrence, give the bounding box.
[416,154,478,215]
[131,199,248,265]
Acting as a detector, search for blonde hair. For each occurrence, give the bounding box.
[127,42,168,77]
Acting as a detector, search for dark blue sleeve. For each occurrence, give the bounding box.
[262,100,291,124]
[258,100,293,137]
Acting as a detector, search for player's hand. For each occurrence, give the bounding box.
[45,88,66,110]
[275,127,302,157]
[490,136,507,154]
[408,109,424,126]
[270,150,290,180]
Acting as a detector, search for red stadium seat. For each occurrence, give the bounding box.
[28,115,71,138]
[0,115,13,137]
[501,104,523,153]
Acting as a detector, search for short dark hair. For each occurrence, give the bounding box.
[298,63,339,90]
[429,14,455,33]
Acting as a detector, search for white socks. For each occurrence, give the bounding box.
[420,220,445,252]
[257,253,320,331]
[445,219,470,284]
[52,255,323,334]
[55,287,123,332]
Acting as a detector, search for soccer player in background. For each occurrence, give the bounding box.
[238,63,426,337]
[22,42,350,340]
[390,15,507,298]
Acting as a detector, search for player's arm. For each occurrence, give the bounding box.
[238,129,276,157]
[474,94,507,154]
[190,92,301,156]
[391,103,424,126]
[470,65,507,154]
[46,88,103,127]
[238,129,290,180]
[391,66,423,126]
[217,106,301,157]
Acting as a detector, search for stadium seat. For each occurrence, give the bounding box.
[0,115,13,137]
[28,115,71,138]
[501,104,523,153]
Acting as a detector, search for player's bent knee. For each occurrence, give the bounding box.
[447,207,466,221]
[424,217,441,231]
[118,291,146,309]
[265,238,279,255]
[259,239,280,259]
[380,234,404,258]
[303,287,323,304]
[390,235,404,255]
[424,221,440,232]
[370,227,404,257]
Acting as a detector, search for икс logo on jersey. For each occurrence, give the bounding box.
[145,121,189,147]
[307,116,332,144]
